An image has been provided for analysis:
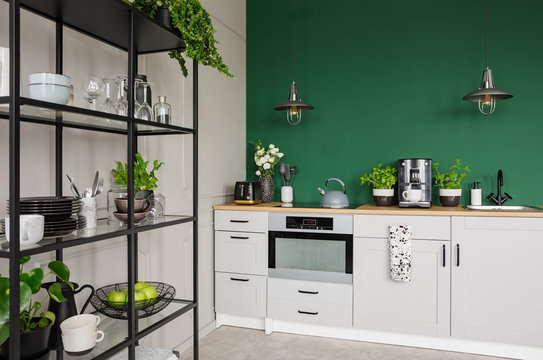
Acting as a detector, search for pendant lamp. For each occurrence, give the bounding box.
[274,0,314,125]
[462,0,513,115]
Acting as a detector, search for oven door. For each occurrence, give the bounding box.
[268,231,353,284]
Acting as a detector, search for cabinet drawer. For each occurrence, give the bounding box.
[215,231,267,275]
[268,298,352,327]
[268,278,352,305]
[215,272,267,318]
[215,210,268,233]
[354,215,450,240]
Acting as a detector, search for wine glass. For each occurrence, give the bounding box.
[135,82,153,120]
[114,74,128,116]
[101,77,118,114]
[81,77,104,110]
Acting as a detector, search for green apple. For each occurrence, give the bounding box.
[140,285,158,304]
[135,281,149,291]
[107,290,126,309]
[134,290,147,309]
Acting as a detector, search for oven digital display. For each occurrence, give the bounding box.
[286,216,333,230]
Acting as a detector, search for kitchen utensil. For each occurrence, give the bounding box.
[398,158,432,208]
[67,174,81,198]
[285,164,291,186]
[402,189,423,202]
[317,178,349,208]
[113,211,149,224]
[95,178,104,196]
[290,166,298,185]
[234,181,262,205]
[279,163,287,186]
[91,171,99,197]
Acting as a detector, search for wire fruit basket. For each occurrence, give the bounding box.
[90,281,175,319]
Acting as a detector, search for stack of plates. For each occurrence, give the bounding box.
[7,196,86,237]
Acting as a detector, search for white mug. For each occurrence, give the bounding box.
[5,215,44,244]
[281,186,293,203]
[0,47,8,97]
[402,189,422,202]
[60,314,101,335]
[61,330,104,353]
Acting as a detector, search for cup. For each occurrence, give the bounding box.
[60,314,101,335]
[0,47,8,97]
[281,186,293,203]
[61,330,104,353]
[80,197,97,228]
[402,189,422,202]
[5,215,44,245]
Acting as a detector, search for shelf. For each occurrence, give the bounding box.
[7,0,186,54]
[0,215,195,258]
[49,299,196,360]
[0,97,195,136]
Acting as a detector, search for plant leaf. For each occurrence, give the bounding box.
[0,323,8,346]
[48,283,66,303]
[20,273,41,294]
[0,279,32,326]
[40,311,55,325]
[47,261,73,290]
[19,256,31,265]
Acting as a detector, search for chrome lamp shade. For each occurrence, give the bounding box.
[274,82,314,125]
[462,68,513,115]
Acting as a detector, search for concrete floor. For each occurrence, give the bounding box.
[180,326,511,360]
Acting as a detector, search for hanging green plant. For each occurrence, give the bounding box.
[125,0,233,78]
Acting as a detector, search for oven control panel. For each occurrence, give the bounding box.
[286,216,333,230]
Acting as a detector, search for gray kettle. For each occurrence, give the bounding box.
[317,178,349,208]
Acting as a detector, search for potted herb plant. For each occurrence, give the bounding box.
[112,152,165,199]
[432,159,471,207]
[124,0,233,78]
[253,141,284,203]
[360,164,398,206]
[0,256,72,359]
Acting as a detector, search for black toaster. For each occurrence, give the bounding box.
[234,181,262,205]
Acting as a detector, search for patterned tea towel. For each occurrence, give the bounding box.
[388,225,412,282]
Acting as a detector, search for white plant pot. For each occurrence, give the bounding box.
[439,188,462,207]
[373,188,394,206]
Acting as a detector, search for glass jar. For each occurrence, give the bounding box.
[147,192,166,223]
[153,96,171,124]
[107,184,128,225]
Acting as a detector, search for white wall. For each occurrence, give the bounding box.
[0,0,245,353]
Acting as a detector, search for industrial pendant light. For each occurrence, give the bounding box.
[462,0,513,115]
[274,0,314,125]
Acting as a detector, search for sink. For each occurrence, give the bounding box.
[465,205,543,211]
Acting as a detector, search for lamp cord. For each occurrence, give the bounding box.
[292,0,295,82]
[486,0,488,68]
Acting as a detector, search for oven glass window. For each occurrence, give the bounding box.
[275,237,345,273]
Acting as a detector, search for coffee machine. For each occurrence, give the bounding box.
[398,158,432,208]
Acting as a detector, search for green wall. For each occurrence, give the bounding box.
[247,0,543,205]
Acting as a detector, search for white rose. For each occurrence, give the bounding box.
[271,148,279,154]
[256,170,261,176]
[257,149,264,155]
[269,157,275,163]
[256,160,262,166]
[263,163,271,170]
[263,155,270,162]
[277,153,284,158]
[269,144,275,149]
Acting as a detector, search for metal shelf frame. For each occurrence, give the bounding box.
[6,0,199,359]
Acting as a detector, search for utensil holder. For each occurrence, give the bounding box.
[281,186,293,203]
[80,197,97,228]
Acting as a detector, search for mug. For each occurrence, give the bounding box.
[0,47,8,97]
[60,314,101,335]
[402,189,422,202]
[61,330,104,353]
[5,214,44,244]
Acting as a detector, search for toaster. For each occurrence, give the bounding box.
[234,181,262,205]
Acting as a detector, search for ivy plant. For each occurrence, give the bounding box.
[432,159,471,189]
[112,152,165,192]
[0,256,72,345]
[360,164,398,189]
[125,0,233,78]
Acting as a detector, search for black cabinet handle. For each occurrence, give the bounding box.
[298,310,318,315]
[298,290,319,295]
[230,220,249,223]
[230,236,249,239]
[456,244,460,267]
[230,277,249,282]
[442,244,446,267]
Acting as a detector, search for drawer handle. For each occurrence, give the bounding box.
[298,290,319,295]
[230,220,249,223]
[230,236,249,239]
[456,244,460,267]
[298,310,318,315]
[442,244,446,267]
[230,277,249,282]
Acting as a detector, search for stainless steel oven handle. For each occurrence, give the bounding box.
[298,290,319,295]
[298,310,318,315]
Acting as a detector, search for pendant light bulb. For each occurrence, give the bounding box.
[287,105,302,125]
[478,95,496,115]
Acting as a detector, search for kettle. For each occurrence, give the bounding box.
[317,178,350,208]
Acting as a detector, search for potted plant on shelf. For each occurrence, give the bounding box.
[112,152,165,199]
[253,141,284,203]
[360,164,398,206]
[432,159,471,207]
[0,256,72,359]
[124,0,233,78]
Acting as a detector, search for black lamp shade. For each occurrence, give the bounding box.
[274,82,314,111]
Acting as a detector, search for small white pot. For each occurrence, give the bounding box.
[439,189,461,197]
[439,188,462,207]
[281,186,293,203]
[373,188,394,206]
[373,188,394,197]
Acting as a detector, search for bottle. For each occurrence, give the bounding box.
[153,96,171,124]
[471,182,482,206]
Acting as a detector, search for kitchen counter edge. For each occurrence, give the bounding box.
[213,203,543,218]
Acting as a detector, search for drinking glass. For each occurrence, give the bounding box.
[101,77,118,114]
[114,75,128,116]
[81,77,104,110]
[135,82,153,120]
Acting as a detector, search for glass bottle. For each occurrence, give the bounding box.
[153,96,171,124]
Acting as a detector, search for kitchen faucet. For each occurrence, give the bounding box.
[487,169,512,205]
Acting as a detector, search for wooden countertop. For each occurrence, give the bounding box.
[213,203,543,218]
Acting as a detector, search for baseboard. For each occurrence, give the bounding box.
[174,320,216,356]
[215,313,265,330]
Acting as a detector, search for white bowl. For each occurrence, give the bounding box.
[29,83,71,105]
[28,72,72,87]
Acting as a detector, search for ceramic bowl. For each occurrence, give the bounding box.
[114,198,148,213]
[28,83,71,105]
[28,72,72,86]
[113,211,149,224]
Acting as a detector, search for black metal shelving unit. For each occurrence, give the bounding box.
[4,0,199,359]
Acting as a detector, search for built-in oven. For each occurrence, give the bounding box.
[268,212,353,284]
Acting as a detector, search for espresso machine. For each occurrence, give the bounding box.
[398,158,432,208]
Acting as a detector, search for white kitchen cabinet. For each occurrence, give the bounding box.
[214,210,268,233]
[451,217,543,347]
[353,237,450,336]
[354,214,450,240]
[215,272,267,318]
[215,231,267,276]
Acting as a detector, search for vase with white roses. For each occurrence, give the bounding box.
[253,141,284,202]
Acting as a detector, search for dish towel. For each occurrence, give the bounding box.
[388,225,412,282]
